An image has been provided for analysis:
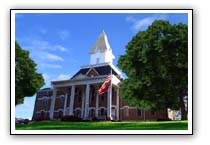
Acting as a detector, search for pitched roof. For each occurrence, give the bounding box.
[71,64,118,79]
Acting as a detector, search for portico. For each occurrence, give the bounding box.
[49,72,121,120]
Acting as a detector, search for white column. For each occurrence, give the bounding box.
[81,89,85,119]
[84,84,90,120]
[107,86,112,119]
[116,87,119,121]
[63,93,67,116]
[96,90,99,118]
[50,88,57,120]
[69,85,75,115]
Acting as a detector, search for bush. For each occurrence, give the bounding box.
[15,119,24,124]
[106,117,112,121]
[23,119,30,124]
[35,116,50,121]
[91,117,98,121]
[157,118,172,121]
[61,115,82,122]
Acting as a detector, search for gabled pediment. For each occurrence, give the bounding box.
[86,68,99,77]
[71,73,89,80]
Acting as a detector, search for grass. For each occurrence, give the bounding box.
[16,120,188,130]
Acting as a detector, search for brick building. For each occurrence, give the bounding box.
[32,31,168,121]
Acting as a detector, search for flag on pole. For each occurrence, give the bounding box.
[98,75,112,95]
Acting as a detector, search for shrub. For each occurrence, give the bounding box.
[91,117,98,121]
[106,117,112,121]
[61,115,82,122]
[157,118,172,121]
[23,119,30,124]
[15,119,24,124]
[35,116,50,121]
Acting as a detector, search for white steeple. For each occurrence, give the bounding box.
[89,31,115,65]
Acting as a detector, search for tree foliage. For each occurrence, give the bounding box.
[118,20,188,115]
[15,42,45,105]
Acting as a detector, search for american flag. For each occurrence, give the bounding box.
[98,75,112,95]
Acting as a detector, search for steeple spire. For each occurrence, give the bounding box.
[89,31,111,54]
[89,31,115,65]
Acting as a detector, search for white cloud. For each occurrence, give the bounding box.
[53,45,68,52]
[45,52,64,62]
[40,63,62,69]
[26,39,68,52]
[133,17,157,30]
[21,39,66,69]
[42,73,50,81]
[31,51,64,62]
[125,16,136,22]
[52,74,71,81]
[126,14,167,31]
[42,73,51,87]
[31,39,49,48]
[58,30,70,40]
[57,74,71,80]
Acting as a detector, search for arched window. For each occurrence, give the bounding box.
[59,96,65,105]
[58,110,63,118]
[89,109,95,118]
[100,108,105,116]
[101,94,104,102]
[41,111,45,118]
[124,107,129,117]
[91,95,95,103]
[42,98,48,106]
[137,109,142,116]
[78,96,81,103]
[75,109,81,118]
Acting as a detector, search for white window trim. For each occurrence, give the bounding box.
[98,107,107,110]
[37,96,51,100]
[54,109,64,112]
[56,95,65,98]
[74,107,82,111]
[89,107,96,110]
[35,110,50,113]
[111,105,117,109]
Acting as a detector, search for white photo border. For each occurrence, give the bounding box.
[10,9,193,135]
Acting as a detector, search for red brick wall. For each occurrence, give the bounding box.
[99,92,107,107]
[119,107,168,121]
[32,90,52,120]
[89,85,97,107]
[33,112,50,120]
[33,99,51,112]
[54,87,70,110]
[119,98,168,121]
[33,87,168,121]
[111,88,117,105]
[36,90,53,99]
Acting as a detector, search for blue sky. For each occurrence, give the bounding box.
[15,12,188,119]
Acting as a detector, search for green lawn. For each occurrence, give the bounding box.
[16,120,188,130]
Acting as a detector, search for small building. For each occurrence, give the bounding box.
[32,31,168,121]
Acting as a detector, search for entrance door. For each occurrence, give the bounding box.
[111,108,116,120]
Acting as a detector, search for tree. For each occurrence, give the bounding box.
[118,20,188,120]
[15,42,45,105]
